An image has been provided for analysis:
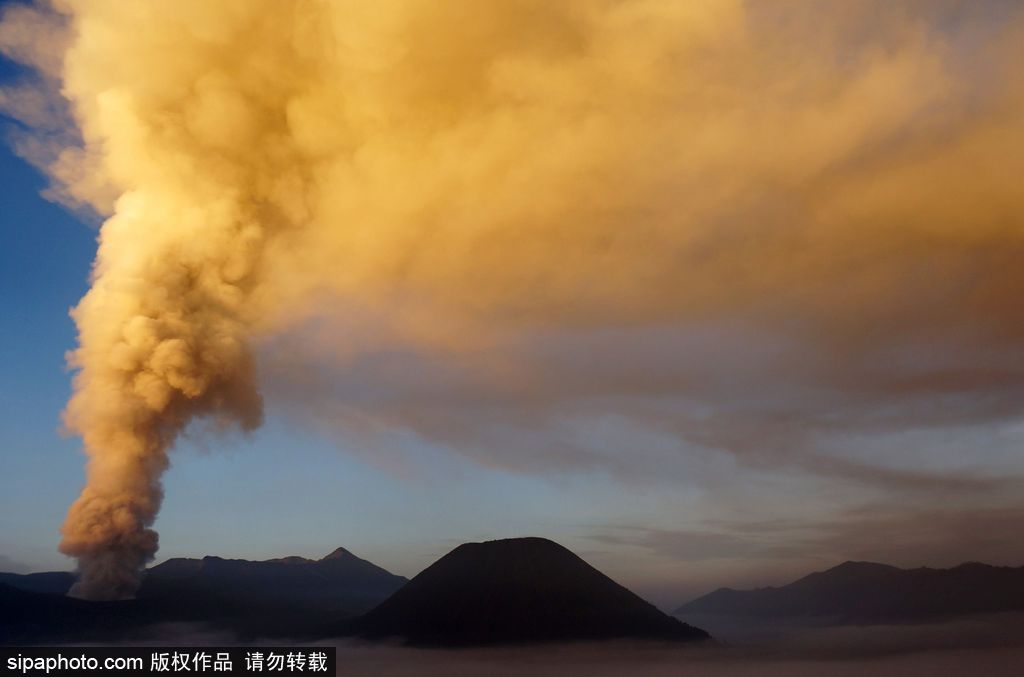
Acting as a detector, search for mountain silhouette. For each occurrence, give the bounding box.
[355,537,710,646]
[676,561,1024,623]
[0,547,405,644]
[0,571,75,595]
[140,546,405,614]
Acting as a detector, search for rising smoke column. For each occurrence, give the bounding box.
[60,206,265,598]
[41,1,325,599]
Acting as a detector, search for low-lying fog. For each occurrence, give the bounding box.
[89,613,1024,676]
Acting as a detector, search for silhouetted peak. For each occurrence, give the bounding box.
[498,536,561,548]
[321,547,354,561]
[483,536,560,547]
[356,535,709,646]
[448,536,573,558]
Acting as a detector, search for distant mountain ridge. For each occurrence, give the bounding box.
[0,547,406,643]
[141,546,405,613]
[1,547,404,605]
[0,571,75,595]
[3,539,710,647]
[356,537,710,646]
[676,560,1024,623]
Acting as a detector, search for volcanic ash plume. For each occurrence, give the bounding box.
[21,0,312,598]
[3,0,1024,598]
[43,0,330,594]
[59,199,265,599]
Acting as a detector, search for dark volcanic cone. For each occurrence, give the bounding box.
[355,537,710,646]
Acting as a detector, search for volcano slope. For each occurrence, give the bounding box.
[355,537,710,646]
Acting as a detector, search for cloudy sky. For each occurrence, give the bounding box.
[1,0,1023,607]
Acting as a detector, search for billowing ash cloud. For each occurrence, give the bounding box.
[2,0,1024,598]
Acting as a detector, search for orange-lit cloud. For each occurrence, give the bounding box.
[2,0,1023,598]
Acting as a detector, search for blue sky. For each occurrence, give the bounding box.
[1,49,90,573]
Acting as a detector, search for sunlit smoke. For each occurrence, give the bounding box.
[2,0,1024,599]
